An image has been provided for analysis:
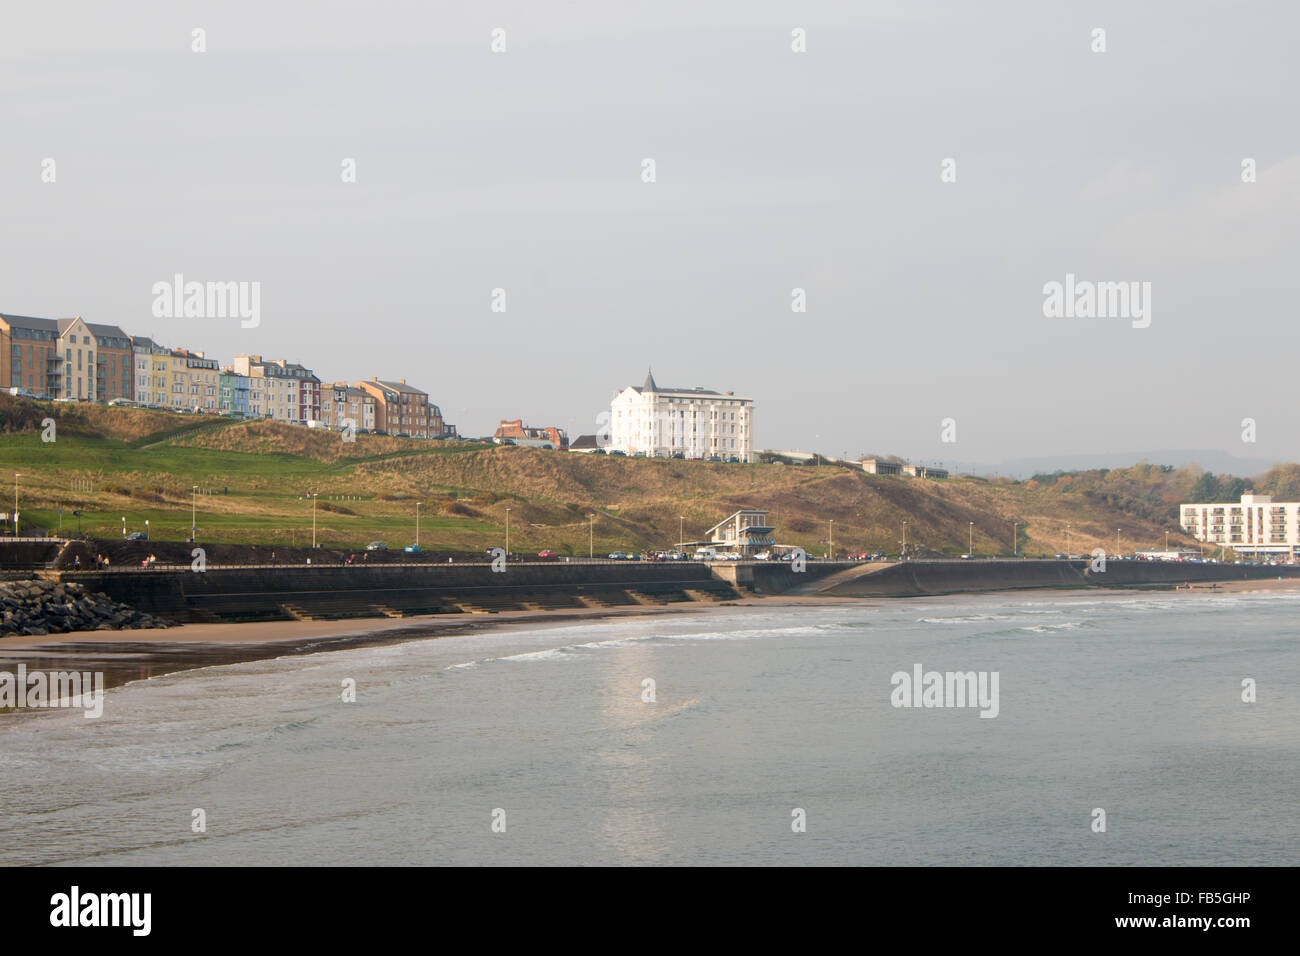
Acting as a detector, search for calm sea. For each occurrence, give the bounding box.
[2,589,1297,866]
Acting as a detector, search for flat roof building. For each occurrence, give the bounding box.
[1180,494,1300,561]
[706,509,775,555]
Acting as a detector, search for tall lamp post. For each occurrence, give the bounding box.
[588,513,595,559]
[12,473,20,537]
[310,491,318,549]
[1116,528,1121,556]
[1013,522,1018,557]
[505,507,511,556]
[191,485,198,543]
[679,515,684,551]
[828,520,834,559]
[1066,523,1071,555]
[969,521,974,556]
[902,520,907,560]
[415,502,422,549]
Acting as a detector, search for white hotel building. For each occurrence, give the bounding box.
[1180,494,1300,561]
[608,371,754,461]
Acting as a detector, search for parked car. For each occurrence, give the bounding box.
[753,550,773,561]
[404,544,423,553]
[670,452,685,459]
[124,531,146,541]
[366,541,388,551]
[608,551,630,560]
[693,548,718,561]
[537,549,557,558]
[608,449,626,457]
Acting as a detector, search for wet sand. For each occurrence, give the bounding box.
[0,597,860,693]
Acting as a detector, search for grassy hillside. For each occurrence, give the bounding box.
[0,394,1253,557]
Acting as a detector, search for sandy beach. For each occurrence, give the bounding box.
[3,580,1297,695]
[0,596,863,693]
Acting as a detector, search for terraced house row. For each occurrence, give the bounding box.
[1,312,455,438]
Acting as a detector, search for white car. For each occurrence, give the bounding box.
[752,551,772,561]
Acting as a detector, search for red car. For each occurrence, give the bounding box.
[537,549,557,558]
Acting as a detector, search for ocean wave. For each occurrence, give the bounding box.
[1019,621,1085,632]
[917,615,1014,624]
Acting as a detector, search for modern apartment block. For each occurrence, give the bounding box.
[608,370,754,461]
[232,355,321,424]
[82,321,134,403]
[321,383,376,432]
[356,378,443,438]
[2,315,133,402]
[1,313,61,397]
[1180,494,1300,561]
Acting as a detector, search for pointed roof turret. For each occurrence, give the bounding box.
[642,368,658,392]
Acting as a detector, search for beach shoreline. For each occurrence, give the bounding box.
[3,579,1298,699]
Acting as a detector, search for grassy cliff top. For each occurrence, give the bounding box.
[0,394,1247,556]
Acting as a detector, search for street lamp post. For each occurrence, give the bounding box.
[1013,522,1018,557]
[1116,528,1121,556]
[310,492,318,549]
[828,520,834,559]
[145,519,149,541]
[1066,523,1071,555]
[588,514,595,559]
[902,520,907,560]
[415,502,422,548]
[191,485,198,543]
[969,521,973,556]
[121,516,126,539]
[679,516,684,551]
[505,507,511,557]
[12,473,20,537]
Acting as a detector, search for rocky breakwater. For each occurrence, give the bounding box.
[0,577,174,637]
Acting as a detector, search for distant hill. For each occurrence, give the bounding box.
[964,449,1279,479]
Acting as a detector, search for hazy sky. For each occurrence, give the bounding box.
[4,1,1297,466]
